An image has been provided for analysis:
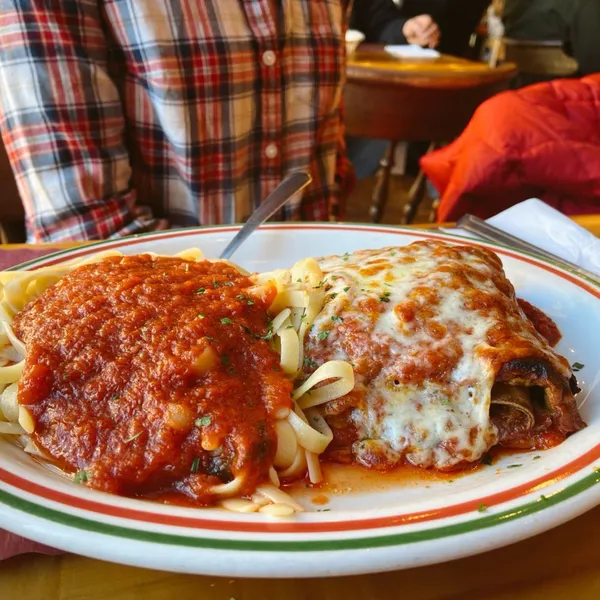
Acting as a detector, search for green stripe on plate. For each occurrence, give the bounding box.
[1,470,599,552]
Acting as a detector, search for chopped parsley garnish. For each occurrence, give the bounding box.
[440,398,450,405]
[343,286,350,292]
[220,317,234,325]
[329,293,337,300]
[572,361,585,372]
[390,251,396,256]
[236,294,254,306]
[74,470,90,484]
[379,296,391,303]
[196,288,206,294]
[383,291,391,297]
[198,313,205,319]
[224,281,234,287]
[286,324,294,329]
[221,354,235,373]
[204,336,216,342]
[533,455,541,460]
[316,509,331,512]
[111,394,120,401]
[318,330,331,340]
[314,280,325,289]
[342,252,349,261]
[481,454,493,466]
[195,416,212,427]
[140,326,148,333]
[331,275,339,280]
[212,281,220,288]
[507,464,522,469]
[243,323,275,340]
[124,431,143,444]
[477,503,487,513]
[191,457,201,473]
[296,278,302,283]
[304,357,319,369]
[331,316,343,323]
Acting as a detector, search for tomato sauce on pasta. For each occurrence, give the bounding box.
[12,255,293,504]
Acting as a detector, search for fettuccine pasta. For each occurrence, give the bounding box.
[0,249,353,516]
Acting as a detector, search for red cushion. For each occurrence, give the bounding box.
[420,75,600,222]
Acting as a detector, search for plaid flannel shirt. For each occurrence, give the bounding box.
[0,0,351,242]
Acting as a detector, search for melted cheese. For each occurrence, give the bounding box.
[304,242,571,470]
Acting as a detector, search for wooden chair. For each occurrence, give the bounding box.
[0,142,25,243]
[495,38,579,77]
[344,47,518,223]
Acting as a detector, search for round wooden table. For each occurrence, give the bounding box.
[345,46,518,223]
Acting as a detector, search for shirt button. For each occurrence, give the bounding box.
[265,143,278,159]
[262,50,277,67]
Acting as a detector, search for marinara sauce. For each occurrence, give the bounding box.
[13,255,293,504]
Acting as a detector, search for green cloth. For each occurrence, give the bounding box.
[503,0,600,75]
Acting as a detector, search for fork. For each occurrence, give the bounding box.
[456,214,600,285]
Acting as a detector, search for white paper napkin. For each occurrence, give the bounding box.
[443,199,600,276]
[487,199,600,277]
[384,44,440,59]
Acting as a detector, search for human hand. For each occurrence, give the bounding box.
[402,15,441,48]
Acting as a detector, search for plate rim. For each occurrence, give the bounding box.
[9,222,600,291]
[1,468,600,552]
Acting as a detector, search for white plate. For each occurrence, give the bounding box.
[1,224,599,578]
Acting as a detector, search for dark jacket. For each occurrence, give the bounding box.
[503,0,600,75]
[401,0,489,55]
[349,0,408,44]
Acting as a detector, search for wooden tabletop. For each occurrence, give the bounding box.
[2,216,600,600]
[347,44,518,88]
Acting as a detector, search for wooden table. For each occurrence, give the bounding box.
[2,216,600,600]
[345,46,518,224]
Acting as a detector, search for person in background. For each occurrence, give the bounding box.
[0,1,352,243]
[401,0,490,57]
[347,0,440,180]
[350,0,440,48]
[503,0,600,75]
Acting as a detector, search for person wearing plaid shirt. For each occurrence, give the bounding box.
[0,1,352,242]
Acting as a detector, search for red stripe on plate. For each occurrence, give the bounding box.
[1,441,599,534]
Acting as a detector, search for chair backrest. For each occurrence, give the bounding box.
[0,142,26,243]
[502,38,579,76]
